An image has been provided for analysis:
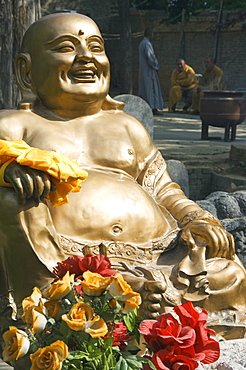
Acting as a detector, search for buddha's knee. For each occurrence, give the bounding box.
[206,258,246,290]
[204,258,246,311]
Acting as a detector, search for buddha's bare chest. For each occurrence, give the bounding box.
[23,120,138,176]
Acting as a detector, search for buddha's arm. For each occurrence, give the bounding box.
[138,150,235,259]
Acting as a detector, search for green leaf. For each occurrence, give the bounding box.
[115,356,123,370]
[115,357,128,370]
[125,343,140,354]
[103,336,114,347]
[59,320,70,339]
[120,357,128,370]
[123,310,136,332]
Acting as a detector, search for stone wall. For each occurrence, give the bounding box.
[187,167,246,201]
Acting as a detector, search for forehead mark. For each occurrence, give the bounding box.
[78,29,84,36]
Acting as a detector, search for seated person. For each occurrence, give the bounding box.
[192,57,224,113]
[0,13,246,333]
[169,59,198,113]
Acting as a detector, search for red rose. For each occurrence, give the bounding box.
[152,348,199,370]
[77,254,116,277]
[53,254,116,280]
[53,255,84,279]
[104,322,130,349]
[174,302,220,364]
[139,313,196,353]
[111,321,131,348]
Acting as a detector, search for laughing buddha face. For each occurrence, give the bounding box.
[20,13,110,115]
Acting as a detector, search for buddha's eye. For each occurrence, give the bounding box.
[53,42,75,53]
[88,42,104,53]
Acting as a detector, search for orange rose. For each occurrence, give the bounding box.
[22,307,48,334]
[45,300,65,320]
[30,340,68,370]
[62,302,108,337]
[43,271,74,300]
[2,326,30,362]
[109,273,142,305]
[80,271,112,296]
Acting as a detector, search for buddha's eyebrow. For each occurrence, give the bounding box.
[45,35,80,46]
[86,35,104,44]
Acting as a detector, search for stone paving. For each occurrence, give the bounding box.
[153,110,246,165]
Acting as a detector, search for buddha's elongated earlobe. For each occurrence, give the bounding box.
[101,94,125,111]
[14,52,36,108]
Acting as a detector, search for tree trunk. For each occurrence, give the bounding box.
[0,0,41,109]
[117,0,132,94]
[178,8,185,60]
[214,0,224,64]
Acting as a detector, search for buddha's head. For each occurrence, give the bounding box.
[15,12,111,117]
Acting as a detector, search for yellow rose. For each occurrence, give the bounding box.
[122,295,142,313]
[30,340,68,370]
[22,287,44,311]
[22,307,47,334]
[2,326,30,362]
[109,273,141,303]
[62,302,108,337]
[80,271,112,296]
[43,271,75,300]
[85,315,109,338]
[45,300,65,320]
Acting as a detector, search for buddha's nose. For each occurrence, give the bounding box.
[76,45,93,61]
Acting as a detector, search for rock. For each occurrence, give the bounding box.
[166,159,189,197]
[230,144,246,163]
[197,191,246,267]
[114,94,153,138]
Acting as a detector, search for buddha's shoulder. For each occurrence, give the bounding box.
[0,108,38,125]
[0,109,40,139]
[102,109,146,128]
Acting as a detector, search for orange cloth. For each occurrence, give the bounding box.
[0,140,88,207]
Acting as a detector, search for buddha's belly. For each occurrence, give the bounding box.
[50,169,178,244]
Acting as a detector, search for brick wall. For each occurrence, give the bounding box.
[187,167,246,201]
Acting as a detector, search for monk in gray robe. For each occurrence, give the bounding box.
[138,27,164,115]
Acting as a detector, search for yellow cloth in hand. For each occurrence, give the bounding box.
[0,140,88,207]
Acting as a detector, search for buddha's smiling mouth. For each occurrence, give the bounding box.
[69,66,97,82]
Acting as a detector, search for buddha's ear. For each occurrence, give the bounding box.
[14,52,36,103]
[101,94,125,111]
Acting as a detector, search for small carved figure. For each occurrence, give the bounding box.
[0,13,245,331]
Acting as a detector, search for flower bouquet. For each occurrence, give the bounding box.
[2,254,220,370]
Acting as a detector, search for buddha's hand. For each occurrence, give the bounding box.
[180,219,235,260]
[121,273,166,318]
[141,281,167,319]
[4,161,53,204]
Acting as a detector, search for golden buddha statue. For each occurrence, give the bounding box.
[0,12,245,330]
